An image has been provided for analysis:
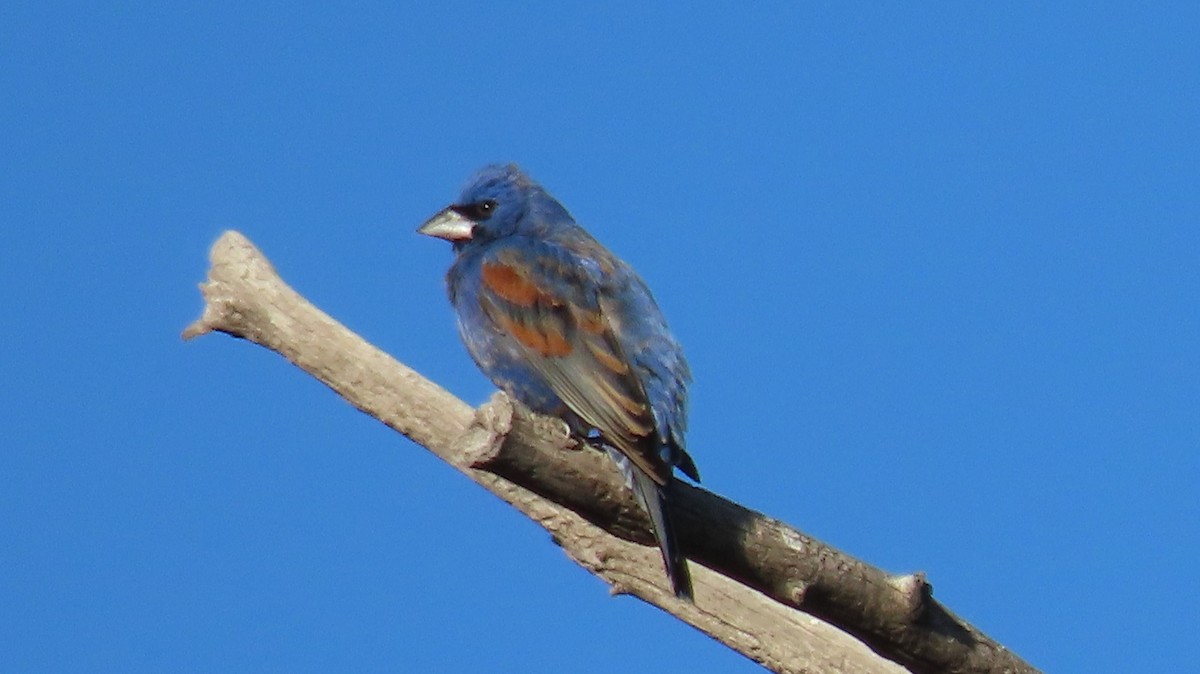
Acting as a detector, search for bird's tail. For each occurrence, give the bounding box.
[630,468,693,601]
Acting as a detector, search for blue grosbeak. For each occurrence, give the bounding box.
[418,164,699,600]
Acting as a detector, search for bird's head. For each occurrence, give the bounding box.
[420,164,573,248]
[418,164,558,248]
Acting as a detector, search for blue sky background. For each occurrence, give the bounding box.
[2,3,1197,672]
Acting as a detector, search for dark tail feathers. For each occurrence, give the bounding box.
[631,469,693,601]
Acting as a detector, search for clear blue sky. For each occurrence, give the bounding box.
[2,3,1196,672]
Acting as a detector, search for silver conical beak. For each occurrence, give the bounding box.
[417,207,474,242]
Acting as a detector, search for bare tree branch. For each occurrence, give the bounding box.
[183,231,1039,674]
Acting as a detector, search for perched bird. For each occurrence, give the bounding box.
[418,164,699,600]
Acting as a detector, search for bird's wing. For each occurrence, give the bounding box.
[476,239,672,485]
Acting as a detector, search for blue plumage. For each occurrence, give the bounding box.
[419,164,698,599]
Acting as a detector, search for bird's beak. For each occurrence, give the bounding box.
[417,207,474,242]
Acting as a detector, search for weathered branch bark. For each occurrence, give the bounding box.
[183,231,1039,674]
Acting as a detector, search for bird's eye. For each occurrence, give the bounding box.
[475,200,497,220]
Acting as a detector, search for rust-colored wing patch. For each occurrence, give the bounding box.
[481,261,574,357]
[481,262,547,307]
[492,312,573,357]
